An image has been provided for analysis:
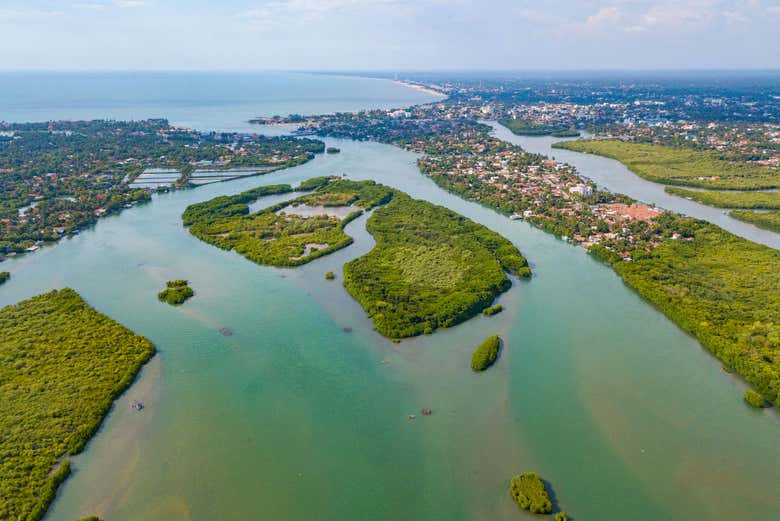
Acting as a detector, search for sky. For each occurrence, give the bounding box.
[0,0,778,70]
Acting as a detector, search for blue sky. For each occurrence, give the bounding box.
[1,0,778,70]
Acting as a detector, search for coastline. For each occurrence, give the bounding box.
[391,80,447,98]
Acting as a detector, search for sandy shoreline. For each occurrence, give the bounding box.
[393,80,447,98]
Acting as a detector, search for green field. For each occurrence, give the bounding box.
[499,119,580,137]
[343,194,530,339]
[0,289,155,521]
[730,209,780,233]
[555,140,780,190]
[183,178,393,267]
[665,187,780,209]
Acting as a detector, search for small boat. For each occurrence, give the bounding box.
[421,408,432,416]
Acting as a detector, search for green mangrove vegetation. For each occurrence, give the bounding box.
[509,472,553,515]
[665,187,780,209]
[499,119,580,137]
[0,271,9,285]
[0,289,155,521]
[344,194,530,338]
[555,140,780,190]
[158,280,195,305]
[593,216,780,404]
[325,271,336,280]
[555,512,569,521]
[483,304,503,316]
[183,178,393,267]
[730,209,780,233]
[471,335,501,371]
[744,390,767,408]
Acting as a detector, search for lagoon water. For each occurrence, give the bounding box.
[0,74,778,521]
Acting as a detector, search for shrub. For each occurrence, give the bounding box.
[483,304,503,316]
[744,390,767,408]
[325,271,336,280]
[471,335,501,371]
[0,271,9,285]
[510,472,552,514]
[555,512,569,521]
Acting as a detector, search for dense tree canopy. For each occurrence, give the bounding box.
[0,289,155,521]
[344,194,530,338]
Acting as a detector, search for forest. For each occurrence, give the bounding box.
[598,217,780,403]
[0,289,155,521]
[555,139,780,190]
[665,187,780,209]
[183,178,394,267]
[730,209,780,233]
[343,194,530,339]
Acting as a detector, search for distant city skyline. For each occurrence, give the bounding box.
[1,0,779,70]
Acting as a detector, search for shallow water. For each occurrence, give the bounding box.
[0,77,777,521]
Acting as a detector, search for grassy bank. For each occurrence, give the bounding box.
[343,194,530,339]
[498,119,579,137]
[554,140,780,190]
[730,209,780,233]
[0,289,156,521]
[665,187,780,209]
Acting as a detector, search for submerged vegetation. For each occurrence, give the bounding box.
[0,271,9,285]
[0,289,155,521]
[158,279,195,305]
[471,334,501,371]
[730,209,780,233]
[183,178,393,267]
[666,187,780,209]
[555,140,780,190]
[344,195,530,338]
[510,472,553,514]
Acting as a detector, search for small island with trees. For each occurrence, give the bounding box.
[510,472,553,514]
[158,280,195,305]
[471,335,501,371]
[0,271,9,285]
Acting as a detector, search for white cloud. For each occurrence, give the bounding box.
[115,0,146,7]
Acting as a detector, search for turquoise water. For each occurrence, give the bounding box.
[0,75,777,520]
